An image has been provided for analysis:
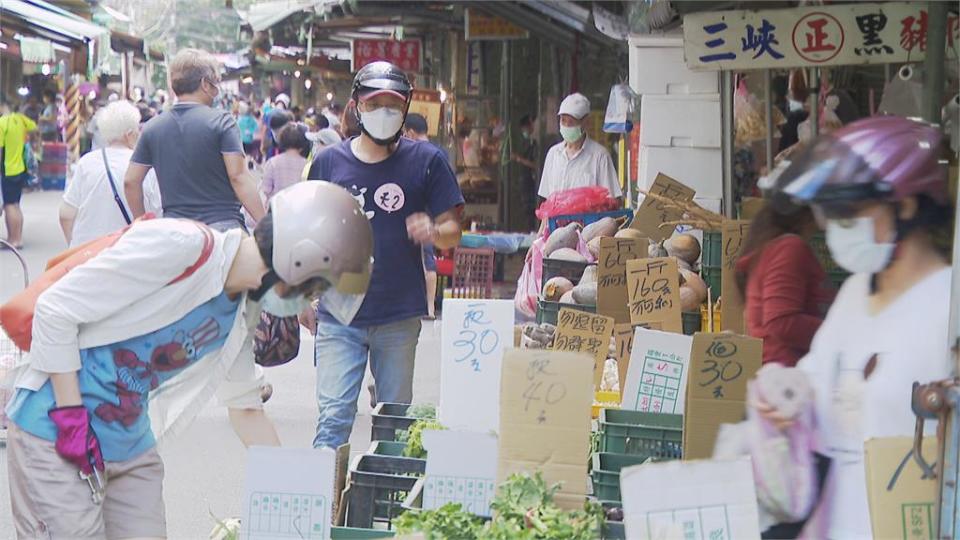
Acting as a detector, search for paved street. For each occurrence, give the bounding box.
[0,190,443,538]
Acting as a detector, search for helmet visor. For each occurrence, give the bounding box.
[317,256,373,325]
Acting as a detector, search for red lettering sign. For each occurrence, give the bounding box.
[791,12,844,63]
[353,39,421,72]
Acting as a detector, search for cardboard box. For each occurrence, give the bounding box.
[640,94,722,149]
[498,349,594,509]
[597,237,646,324]
[621,457,762,539]
[720,220,751,335]
[864,436,938,540]
[683,333,762,460]
[626,257,682,333]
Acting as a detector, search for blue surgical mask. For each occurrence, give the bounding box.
[260,288,312,318]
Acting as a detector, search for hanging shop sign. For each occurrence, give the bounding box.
[683,2,960,71]
[465,8,529,41]
[409,89,443,137]
[352,38,421,72]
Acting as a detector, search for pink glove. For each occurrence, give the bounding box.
[48,406,104,475]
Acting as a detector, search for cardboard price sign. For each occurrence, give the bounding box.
[498,349,593,510]
[630,173,696,242]
[721,220,751,334]
[552,308,615,387]
[683,333,762,460]
[626,257,682,333]
[865,437,938,540]
[613,323,635,396]
[597,237,646,324]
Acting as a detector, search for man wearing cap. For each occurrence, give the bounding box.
[306,61,464,449]
[538,92,621,202]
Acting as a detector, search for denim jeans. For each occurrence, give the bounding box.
[312,314,421,448]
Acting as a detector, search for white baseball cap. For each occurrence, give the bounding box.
[558,93,590,119]
[274,93,291,106]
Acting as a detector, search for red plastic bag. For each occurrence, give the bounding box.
[535,186,618,221]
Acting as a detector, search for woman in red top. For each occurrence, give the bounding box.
[735,201,830,366]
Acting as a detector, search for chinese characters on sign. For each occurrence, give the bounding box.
[465,8,529,40]
[621,328,692,415]
[630,173,696,243]
[684,2,960,70]
[597,237,646,324]
[352,39,421,72]
[626,257,682,333]
[720,220,751,334]
[552,308,615,387]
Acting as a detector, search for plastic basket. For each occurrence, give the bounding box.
[331,527,396,539]
[603,520,626,540]
[450,247,495,299]
[345,454,421,529]
[536,300,596,326]
[700,303,721,332]
[541,259,592,289]
[547,209,634,233]
[681,311,701,335]
[598,409,683,458]
[591,453,651,502]
[701,266,721,296]
[701,231,722,268]
[370,403,416,442]
[593,391,621,419]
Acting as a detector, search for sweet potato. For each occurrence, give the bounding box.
[615,228,648,243]
[572,282,598,305]
[548,248,587,263]
[543,222,580,256]
[582,217,618,243]
[542,277,574,301]
[558,290,576,304]
[579,265,598,285]
[587,236,602,259]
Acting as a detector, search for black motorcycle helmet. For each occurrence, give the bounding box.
[351,61,413,145]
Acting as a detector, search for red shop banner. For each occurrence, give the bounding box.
[352,39,422,73]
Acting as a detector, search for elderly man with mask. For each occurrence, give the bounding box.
[538,93,621,202]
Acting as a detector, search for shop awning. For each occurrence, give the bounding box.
[1,0,108,42]
[244,0,340,32]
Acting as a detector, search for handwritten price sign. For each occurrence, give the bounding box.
[440,299,514,433]
[626,257,682,333]
[597,237,646,323]
[552,308,615,387]
[630,174,696,242]
[721,220,751,334]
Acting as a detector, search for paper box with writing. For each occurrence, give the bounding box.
[242,447,336,540]
[597,237,646,324]
[622,328,693,415]
[552,307,615,387]
[683,333,762,460]
[626,257,682,333]
[498,349,594,509]
[864,436,938,540]
[621,457,761,540]
[631,173,696,242]
[720,220,751,334]
[440,299,514,434]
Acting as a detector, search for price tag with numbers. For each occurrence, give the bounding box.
[498,349,593,510]
[621,328,693,415]
[552,308,615,388]
[626,257,682,333]
[597,237,646,323]
[683,332,762,460]
[440,299,514,433]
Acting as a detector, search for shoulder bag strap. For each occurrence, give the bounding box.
[101,148,132,225]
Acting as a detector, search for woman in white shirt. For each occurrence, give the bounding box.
[59,100,162,247]
[757,116,952,539]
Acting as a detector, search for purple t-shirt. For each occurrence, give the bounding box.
[308,138,463,327]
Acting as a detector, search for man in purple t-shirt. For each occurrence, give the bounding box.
[307,62,463,449]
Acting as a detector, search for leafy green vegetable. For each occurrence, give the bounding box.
[403,419,445,458]
[394,472,603,540]
[407,402,437,420]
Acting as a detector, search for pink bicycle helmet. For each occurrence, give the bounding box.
[772,115,947,208]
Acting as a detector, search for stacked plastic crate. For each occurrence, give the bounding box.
[39,142,68,190]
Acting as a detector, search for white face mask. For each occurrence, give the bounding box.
[560,125,583,143]
[360,108,405,142]
[825,216,896,274]
[260,287,312,318]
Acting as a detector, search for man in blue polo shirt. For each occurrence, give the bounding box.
[307,62,463,448]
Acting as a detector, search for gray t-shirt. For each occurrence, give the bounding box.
[131,103,244,225]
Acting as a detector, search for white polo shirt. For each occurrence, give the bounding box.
[538,137,622,199]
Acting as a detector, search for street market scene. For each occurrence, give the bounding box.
[0,0,960,538]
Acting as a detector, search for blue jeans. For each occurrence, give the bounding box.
[313,314,421,448]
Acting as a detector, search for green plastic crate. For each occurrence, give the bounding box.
[591,453,650,501]
[370,440,408,457]
[536,300,596,325]
[598,409,683,458]
[603,520,626,540]
[681,311,701,335]
[701,231,722,268]
[701,266,721,296]
[542,258,593,289]
[331,527,396,539]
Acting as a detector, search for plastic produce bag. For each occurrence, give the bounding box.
[714,364,819,532]
[735,78,785,146]
[603,83,637,134]
[514,236,546,318]
[535,186,619,221]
